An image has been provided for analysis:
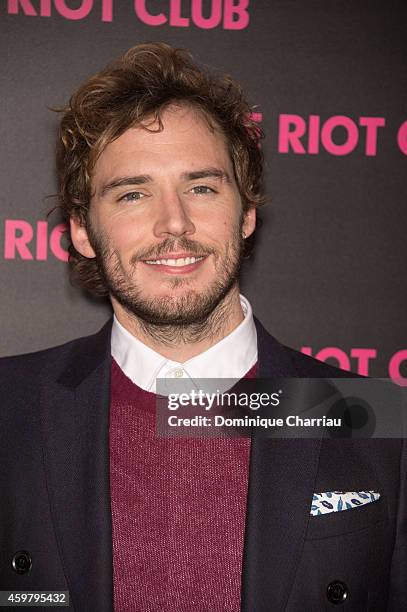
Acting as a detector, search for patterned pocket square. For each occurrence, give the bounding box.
[310,491,380,515]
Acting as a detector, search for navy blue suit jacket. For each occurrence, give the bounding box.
[0,317,405,610]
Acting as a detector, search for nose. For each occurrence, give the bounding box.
[153,191,196,238]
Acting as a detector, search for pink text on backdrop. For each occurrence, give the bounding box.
[279,115,386,156]
[4,220,68,262]
[6,0,250,29]
[301,346,407,386]
[7,0,112,20]
[397,120,407,155]
[134,0,249,29]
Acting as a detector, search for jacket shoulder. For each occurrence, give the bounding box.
[0,335,89,373]
[283,345,360,378]
[254,316,360,378]
[0,319,113,382]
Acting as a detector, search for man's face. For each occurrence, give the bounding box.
[71,105,256,326]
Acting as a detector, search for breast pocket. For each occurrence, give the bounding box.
[306,496,388,540]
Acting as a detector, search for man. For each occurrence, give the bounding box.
[0,43,405,611]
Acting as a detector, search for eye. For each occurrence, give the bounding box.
[190,185,216,195]
[119,191,146,202]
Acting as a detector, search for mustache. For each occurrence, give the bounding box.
[131,238,216,263]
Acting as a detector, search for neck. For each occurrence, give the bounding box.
[112,286,245,362]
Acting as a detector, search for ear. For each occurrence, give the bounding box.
[70,216,96,259]
[242,205,256,238]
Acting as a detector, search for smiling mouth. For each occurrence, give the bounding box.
[141,254,208,274]
[144,256,205,266]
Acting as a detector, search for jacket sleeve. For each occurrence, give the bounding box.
[388,438,407,610]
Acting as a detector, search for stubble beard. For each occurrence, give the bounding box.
[88,219,245,346]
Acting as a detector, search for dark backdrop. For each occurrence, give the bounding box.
[1,0,406,381]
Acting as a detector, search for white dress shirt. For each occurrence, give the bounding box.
[111,294,258,393]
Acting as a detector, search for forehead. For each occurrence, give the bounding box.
[92,105,233,181]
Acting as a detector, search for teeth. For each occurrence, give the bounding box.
[145,256,204,266]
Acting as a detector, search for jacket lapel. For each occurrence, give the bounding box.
[39,320,114,612]
[241,319,322,611]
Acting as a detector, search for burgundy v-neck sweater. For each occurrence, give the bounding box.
[109,358,257,611]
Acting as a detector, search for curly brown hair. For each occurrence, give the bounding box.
[56,41,265,296]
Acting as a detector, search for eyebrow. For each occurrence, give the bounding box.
[99,167,231,198]
[99,175,151,198]
[181,168,231,183]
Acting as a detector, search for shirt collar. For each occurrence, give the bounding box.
[111,294,258,393]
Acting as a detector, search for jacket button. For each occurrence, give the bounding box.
[12,551,32,575]
[327,580,348,604]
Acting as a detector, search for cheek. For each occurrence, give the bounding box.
[106,219,140,252]
[205,206,240,235]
